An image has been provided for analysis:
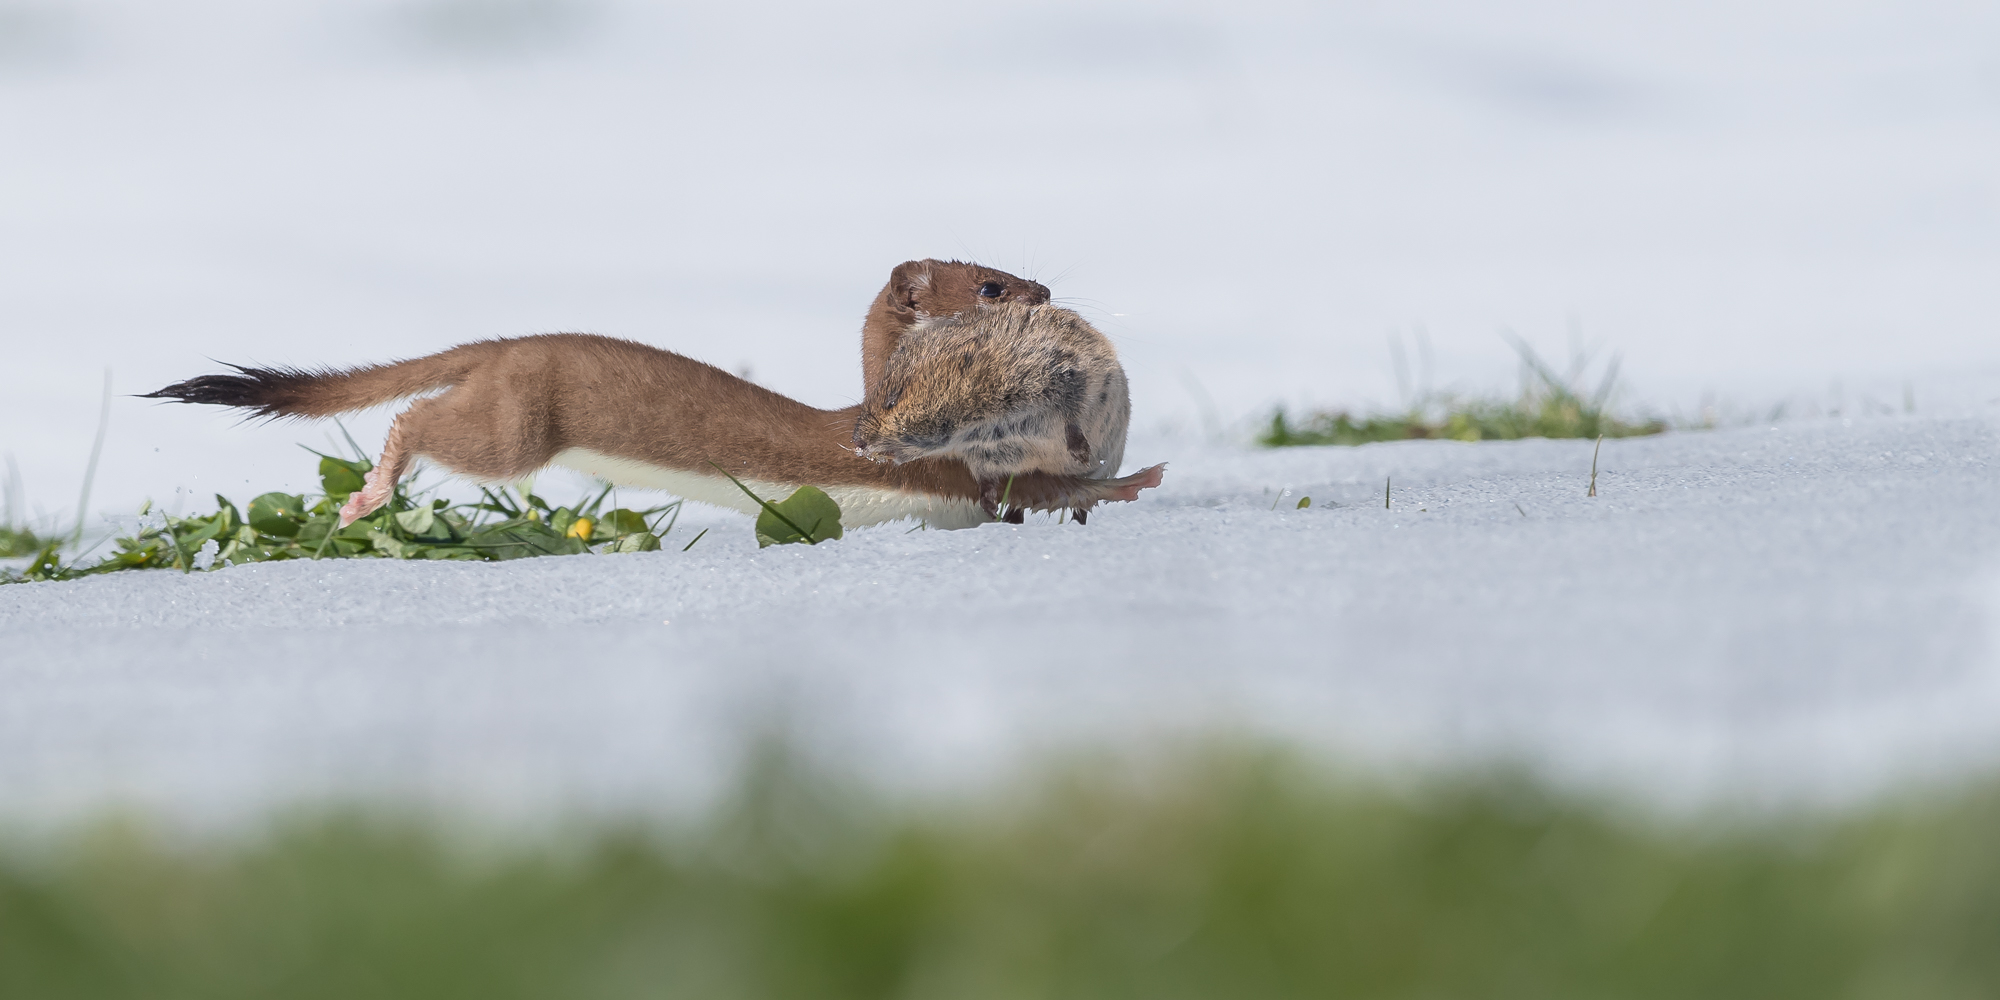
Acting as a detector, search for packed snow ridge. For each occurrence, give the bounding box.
[3,415,1998,825]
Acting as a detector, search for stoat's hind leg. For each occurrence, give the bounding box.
[337,428,413,527]
[336,394,559,526]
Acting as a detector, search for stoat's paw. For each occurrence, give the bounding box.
[336,468,395,527]
[336,496,369,528]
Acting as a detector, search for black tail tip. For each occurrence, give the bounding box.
[139,366,307,418]
[140,373,265,407]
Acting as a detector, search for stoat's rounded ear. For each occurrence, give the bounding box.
[888,260,935,311]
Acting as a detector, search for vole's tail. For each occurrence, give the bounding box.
[141,345,486,419]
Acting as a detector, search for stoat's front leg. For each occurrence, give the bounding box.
[976,476,1030,523]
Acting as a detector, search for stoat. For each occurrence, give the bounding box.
[144,263,1163,530]
[851,303,1130,524]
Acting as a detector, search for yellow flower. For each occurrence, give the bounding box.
[566,517,594,541]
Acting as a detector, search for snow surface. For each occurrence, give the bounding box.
[5,0,2000,524]
[5,1,2000,825]
[4,416,1999,824]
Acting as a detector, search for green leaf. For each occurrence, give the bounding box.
[319,456,368,498]
[180,512,230,548]
[249,493,307,537]
[1297,496,1311,509]
[598,508,651,538]
[328,537,372,558]
[608,532,661,553]
[466,519,588,560]
[394,506,436,535]
[214,496,242,534]
[337,518,380,539]
[754,486,844,548]
[296,515,338,549]
[549,508,579,537]
[366,530,402,558]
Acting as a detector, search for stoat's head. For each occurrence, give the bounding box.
[882,259,1050,324]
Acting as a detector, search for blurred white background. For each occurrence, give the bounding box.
[3,0,1998,523]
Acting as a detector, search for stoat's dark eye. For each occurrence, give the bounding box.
[977,281,1004,298]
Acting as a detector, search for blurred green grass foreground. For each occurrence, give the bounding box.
[6,748,2000,999]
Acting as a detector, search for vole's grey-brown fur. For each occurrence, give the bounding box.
[850,303,1131,522]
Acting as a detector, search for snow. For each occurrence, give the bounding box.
[5,1,2000,824]
[4,416,1998,824]
[5,0,2000,525]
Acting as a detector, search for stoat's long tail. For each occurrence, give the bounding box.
[140,344,487,419]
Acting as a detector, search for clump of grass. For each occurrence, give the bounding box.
[1263,336,1666,447]
[1,455,55,557]
[0,526,54,558]
[4,747,2000,998]
[1,451,683,585]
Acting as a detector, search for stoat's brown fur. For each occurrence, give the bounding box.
[144,263,1161,530]
[853,303,1130,523]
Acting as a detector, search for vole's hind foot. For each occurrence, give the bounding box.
[1003,507,1026,524]
[1100,462,1166,502]
[1047,463,1165,523]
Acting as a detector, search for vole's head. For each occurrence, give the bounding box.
[881,259,1050,322]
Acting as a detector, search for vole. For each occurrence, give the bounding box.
[850,302,1130,524]
[144,262,1163,530]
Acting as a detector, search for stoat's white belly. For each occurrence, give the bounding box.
[547,448,989,530]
